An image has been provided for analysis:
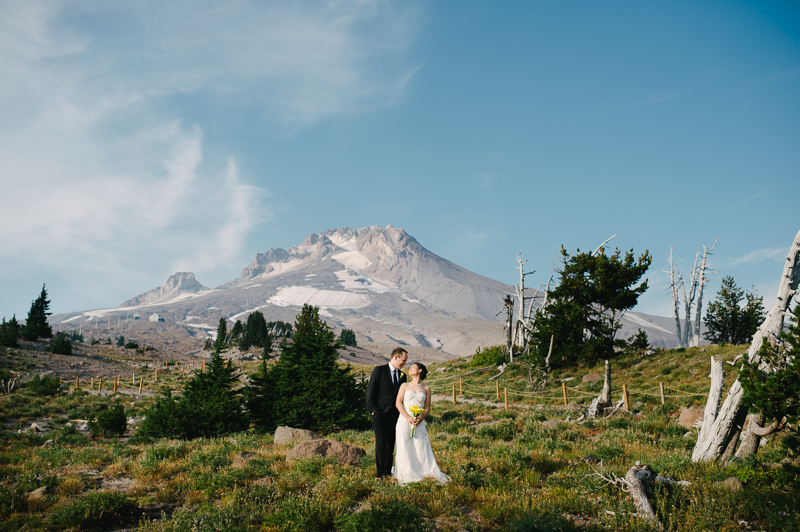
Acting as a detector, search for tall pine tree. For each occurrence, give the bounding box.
[0,316,21,348]
[22,285,52,341]
[246,304,368,432]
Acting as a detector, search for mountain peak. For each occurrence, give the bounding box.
[121,272,210,307]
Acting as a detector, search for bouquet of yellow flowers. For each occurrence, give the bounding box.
[409,405,424,438]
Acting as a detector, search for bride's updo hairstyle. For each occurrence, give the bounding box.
[411,362,428,381]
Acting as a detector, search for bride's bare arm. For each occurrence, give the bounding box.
[395,383,413,422]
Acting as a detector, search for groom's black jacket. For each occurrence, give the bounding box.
[366,364,406,415]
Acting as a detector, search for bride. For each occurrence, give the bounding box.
[392,362,451,485]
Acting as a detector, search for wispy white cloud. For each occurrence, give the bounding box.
[724,247,787,267]
[0,0,422,310]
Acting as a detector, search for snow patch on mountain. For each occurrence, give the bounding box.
[268,286,370,309]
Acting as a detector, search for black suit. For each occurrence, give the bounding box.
[366,363,406,477]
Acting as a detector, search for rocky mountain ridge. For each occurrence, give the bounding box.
[52,225,682,356]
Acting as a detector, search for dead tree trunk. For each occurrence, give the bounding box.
[512,253,537,352]
[666,247,685,348]
[588,360,612,418]
[691,237,717,347]
[693,229,800,463]
[502,295,514,362]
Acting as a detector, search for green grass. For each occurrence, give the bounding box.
[0,344,796,531]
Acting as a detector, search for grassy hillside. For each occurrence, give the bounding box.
[0,342,796,531]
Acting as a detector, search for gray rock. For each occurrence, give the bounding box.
[274,426,319,445]
[677,407,703,429]
[41,439,55,448]
[286,439,366,466]
[581,373,602,383]
[253,477,273,487]
[542,420,560,429]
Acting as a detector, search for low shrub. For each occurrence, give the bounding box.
[47,333,72,355]
[336,496,430,532]
[26,375,61,396]
[88,405,127,437]
[48,491,139,531]
[471,345,506,368]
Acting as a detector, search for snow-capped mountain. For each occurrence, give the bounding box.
[52,225,681,356]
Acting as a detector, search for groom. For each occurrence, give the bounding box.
[366,347,408,478]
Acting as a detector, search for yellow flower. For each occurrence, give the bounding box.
[409,405,424,438]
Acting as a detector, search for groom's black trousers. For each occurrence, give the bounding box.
[373,410,399,477]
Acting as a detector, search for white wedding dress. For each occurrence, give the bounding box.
[392,390,451,485]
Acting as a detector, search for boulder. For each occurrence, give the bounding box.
[286,439,366,466]
[232,451,259,468]
[677,407,703,429]
[582,373,602,383]
[274,426,319,445]
[253,477,273,487]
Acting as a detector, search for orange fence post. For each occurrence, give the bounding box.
[113,381,117,393]
[154,369,158,382]
[138,378,143,395]
[504,388,509,411]
[496,380,500,400]
[459,379,463,396]
[562,382,568,406]
[132,373,135,386]
[98,378,102,392]
[452,383,456,405]
[75,376,79,389]
[90,377,94,389]
[623,384,630,411]
[659,382,665,405]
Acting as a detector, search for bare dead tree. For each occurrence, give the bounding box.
[690,237,718,347]
[693,229,800,463]
[666,247,684,347]
[664,238,718,348]
[499,295,514,362]
[512,252,537,352]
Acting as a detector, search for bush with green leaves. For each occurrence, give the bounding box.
[116,336,125,347]
[88,405,127,437]
[236,311,273,351]
[339,328,357,347]
[123,341,138,349]
[471,345,506,367]
[136,350,248,440]
[47,333,72,355]
[336,497,430,532]
[26,375,61,396]
[246,304,368,432]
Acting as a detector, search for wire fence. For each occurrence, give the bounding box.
[426,373,708,411]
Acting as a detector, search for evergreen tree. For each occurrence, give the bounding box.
[339,328,357,347]
[238,311,273,351]
[0,316,21,348]
[22,284,52,341]
[229,320,243,343]
[136,348,247,440]
[703,276,766,344]
[246,304,368,432]
[529,246,651,367]
[213,318,227,353]
[117,336,125,347]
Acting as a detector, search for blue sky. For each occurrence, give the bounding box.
[1,0,798,319]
